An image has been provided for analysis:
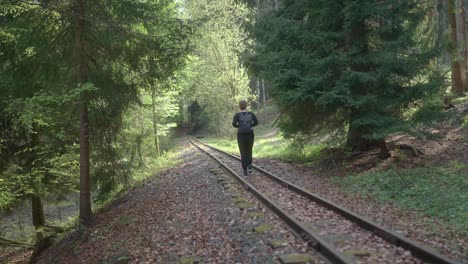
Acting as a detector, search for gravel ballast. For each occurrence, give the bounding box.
[200,143,425,264]
[35,143,320,264]
[253,158,467,263]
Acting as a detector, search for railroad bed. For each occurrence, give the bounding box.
[190,138,458,264]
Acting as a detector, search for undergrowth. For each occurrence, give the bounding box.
[336,166,468,232]
[203,111,325,163]
[94,142,183,209]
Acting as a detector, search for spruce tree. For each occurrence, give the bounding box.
[0,0,191,227]
[252,0,444,158]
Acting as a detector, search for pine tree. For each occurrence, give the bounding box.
[252,0,444,158]
[0,0,191,227]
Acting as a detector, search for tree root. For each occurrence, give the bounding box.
[395,143,424,156]
[42,225,65,233]
[28,225,65,264]
[0,236,33,248]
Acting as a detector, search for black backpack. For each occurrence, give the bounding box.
[238,112,253,133]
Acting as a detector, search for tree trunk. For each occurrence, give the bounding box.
[346,127,390,158]
[31,195,45,227]
[151,89,160,157]
[257,78,261,111]
[346,20,373,153]
[346,124,370,152]
[375,139,391,159]
[79,96,92,225]
[449,0,464,95]
[74,0,92,226]
[30,122,45,228]
[438,0,451,66]
[29,123,49,264]
[262,79,266,122]
[459,0,468,89]
[346,109,371,151]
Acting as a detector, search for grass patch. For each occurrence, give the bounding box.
[95,146,184,209]
[203,138,238,154]
[132,149,183,182]
[204,135,324,163]
[452,94,468,105]
[336,166,468,232]
[203,116,324,163]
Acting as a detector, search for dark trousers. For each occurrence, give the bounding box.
[237,133,254,171]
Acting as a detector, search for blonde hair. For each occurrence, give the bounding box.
[239,100,247,110]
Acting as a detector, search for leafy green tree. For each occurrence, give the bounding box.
[0,1,81,232]
[70,0,191,222]
[181,0,255,137]
[0,0,191,228]
[251,0,444,158]
[119,88,180,171]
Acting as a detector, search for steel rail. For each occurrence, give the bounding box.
[191,137,459,264]
[189,138,351,264]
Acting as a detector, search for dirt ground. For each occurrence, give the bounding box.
[327,102,468,175]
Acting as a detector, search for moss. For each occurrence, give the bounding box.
[278,253,317,264]
[179,256,201,264]
[237,202,253,209]
[269,239,288,249]
[253,224,274,233]
[247,212,265,218]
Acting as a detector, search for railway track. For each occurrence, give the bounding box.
[189,137,459,264]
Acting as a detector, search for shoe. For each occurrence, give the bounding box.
[247,165,252,175]
[243,170,248,176]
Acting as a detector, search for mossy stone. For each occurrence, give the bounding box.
[210,169,224,175]
[269,239,288,249]
[223,186,233,191]
[221,181,235,187]
[237,202,253,209]
[278,253,317,264]
[233,198,248,204]
[179,256,202,264]
[226,193,239,198]
[253,224,274,233]
[247,212,265,218]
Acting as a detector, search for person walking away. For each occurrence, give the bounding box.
[232,100,258,176]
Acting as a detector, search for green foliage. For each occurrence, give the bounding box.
[404,95,453,139]
[0,87,81,210]
[187,100,208,131]
[0,178,16,210]
[117,88,181,172]
[452,94,468,105]
[337,167,468,231]
[407,97,448,124]
[204,110,325,163]
[251,0,445,146]
[180,0,255,136]
[0,0,192,211]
